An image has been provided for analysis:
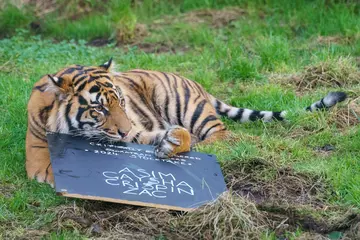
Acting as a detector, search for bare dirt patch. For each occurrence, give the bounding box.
[261,205,360,238]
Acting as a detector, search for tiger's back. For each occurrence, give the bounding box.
[114,69,227,143]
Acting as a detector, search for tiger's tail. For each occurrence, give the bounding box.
[210,91,347,123]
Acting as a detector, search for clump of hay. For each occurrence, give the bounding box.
[295,58,360,91]
[116,23,148,44]
[54,193,269,239]
[327,96,360,128]
[343,220,360,240]
[271,57,360,93]
[223,159,327,206]
[174,193,268,239]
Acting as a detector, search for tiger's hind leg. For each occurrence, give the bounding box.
[195,129,231,146]
[192,116,231,146]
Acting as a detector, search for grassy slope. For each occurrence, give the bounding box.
[0,0,360,239]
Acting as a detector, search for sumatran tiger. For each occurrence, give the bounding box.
[26,58,347,186]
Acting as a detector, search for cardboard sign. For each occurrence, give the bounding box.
[47,133,227,211]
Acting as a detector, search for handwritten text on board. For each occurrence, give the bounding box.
[86,142,202,166]
[103,168,194,198]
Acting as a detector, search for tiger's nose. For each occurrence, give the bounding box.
[118,130,129,138]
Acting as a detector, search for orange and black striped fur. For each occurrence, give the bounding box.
[26,59,347,186]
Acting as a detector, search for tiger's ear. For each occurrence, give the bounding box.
[48,74,72,93]
[99,57,114,72]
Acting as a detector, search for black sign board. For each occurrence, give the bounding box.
[47,133,227,211]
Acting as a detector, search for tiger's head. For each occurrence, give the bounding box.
[47,58,132,140]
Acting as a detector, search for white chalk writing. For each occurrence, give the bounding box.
[102,168,194,198]
[86,142,202,166]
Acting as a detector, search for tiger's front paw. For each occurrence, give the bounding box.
[155,126,191,158]
[28,166,54,188]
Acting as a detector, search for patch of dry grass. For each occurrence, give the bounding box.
[151,7,246,29]
[295,232,330,240]
[327,96,360,129]
[4,0,96,19]
[271,57,360,92]
[51,192,360,239]
[54,193,269,240]
[223,159,327,206]
[0,182,16,198]
[314,34,360,46]
[116,23,148,44]
[183,7,247,28]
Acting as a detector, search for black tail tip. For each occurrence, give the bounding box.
[325,91,347,104]
[329,92,347,102]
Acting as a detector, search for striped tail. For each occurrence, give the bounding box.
[211,97,287,123]
[305,91,347,112]
[210,91,347,123]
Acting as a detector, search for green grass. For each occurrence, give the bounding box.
[1,0,360,239]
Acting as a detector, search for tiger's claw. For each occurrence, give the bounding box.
[155,126,191,159]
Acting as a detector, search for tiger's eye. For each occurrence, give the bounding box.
[94,105,103,112]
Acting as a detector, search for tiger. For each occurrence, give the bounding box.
[26,58,347,186]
